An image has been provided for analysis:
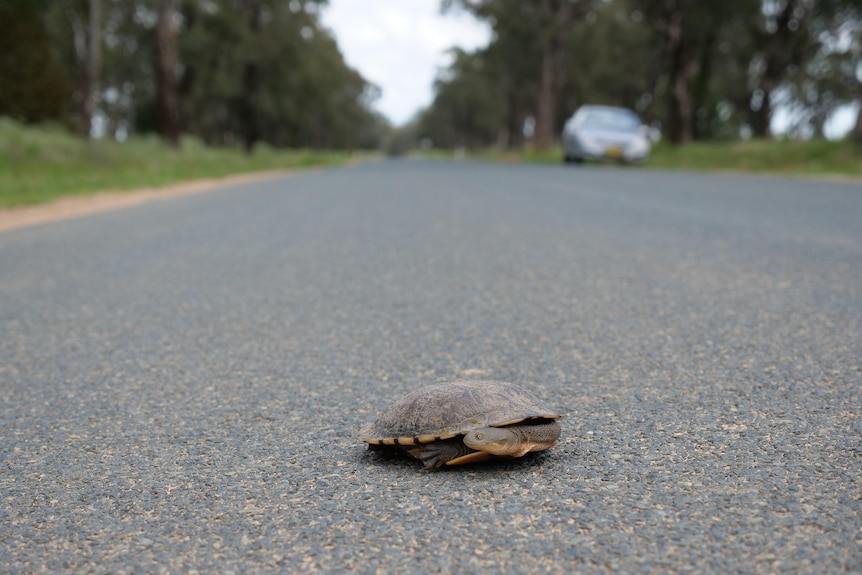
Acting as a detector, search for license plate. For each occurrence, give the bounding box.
[605,146,623,158]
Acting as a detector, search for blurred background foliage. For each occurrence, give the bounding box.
[418,0,862,150]
[0,0,860,156]
[0,0,388,151]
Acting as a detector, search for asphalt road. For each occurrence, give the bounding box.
[1,160,860,574]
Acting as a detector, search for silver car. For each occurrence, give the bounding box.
[562,105,651,164]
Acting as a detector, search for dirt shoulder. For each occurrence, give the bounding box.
[0,169,295,234]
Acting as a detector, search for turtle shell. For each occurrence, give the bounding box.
[359,380,561,446]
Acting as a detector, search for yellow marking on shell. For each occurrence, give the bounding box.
[416,433,458,443]
[377,434,460,446]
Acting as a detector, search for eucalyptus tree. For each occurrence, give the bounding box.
[558,3,661,123]
[418,48,505,149]
[48,0,103,136]
[155,0,180,146]
[745,0,820,137]
[180,0,381,150]
[813,0,862,141]
[444,0,596,149]
[625,0,759,144]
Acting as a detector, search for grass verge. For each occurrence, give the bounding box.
[426,138,862,179]
[646,139,862,177]
[0,119,355,209]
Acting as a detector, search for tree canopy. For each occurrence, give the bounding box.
[0,0,387,150]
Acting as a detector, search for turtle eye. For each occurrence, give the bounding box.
[474,432,484,440]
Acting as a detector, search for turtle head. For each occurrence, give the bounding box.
[463,427,520,456]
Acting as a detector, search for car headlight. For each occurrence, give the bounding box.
[576,134,603,154]
[627,137,650,156]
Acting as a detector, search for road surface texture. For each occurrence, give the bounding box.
[1,160,860,574]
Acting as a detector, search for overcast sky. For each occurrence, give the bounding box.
[320,0,491,126]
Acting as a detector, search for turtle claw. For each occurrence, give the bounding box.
[417,449,449,470]
[413,440,472,470]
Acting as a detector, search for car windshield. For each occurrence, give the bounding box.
[581,109,641,132]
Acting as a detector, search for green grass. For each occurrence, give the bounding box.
[425,138,862,179]
[647,138,862,177]
[0,119,355,209]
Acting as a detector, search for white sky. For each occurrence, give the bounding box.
[320,0,491,126]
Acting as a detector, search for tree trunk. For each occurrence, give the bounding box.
[666,13,692,145]
[534,38,556,150]
[155,0,181,147]
[242,62,259,153]
[69,0,101,138]
[241,3,262,154]
[749,83,774,138]
[750,40,783,139]
[853,101,862,143]
[496,125,510,150]
[750,0,800,139]
[691,31,715,140]
[533,0,575,150]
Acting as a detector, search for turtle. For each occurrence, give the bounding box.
[359,380,562,470]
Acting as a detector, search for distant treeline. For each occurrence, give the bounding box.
[3,1,861,153]
[412,0,862,150]
[0,0,387,151]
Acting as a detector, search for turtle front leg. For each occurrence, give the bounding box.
[406,439,474,470]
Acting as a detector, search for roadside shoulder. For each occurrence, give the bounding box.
[0,169,295,233]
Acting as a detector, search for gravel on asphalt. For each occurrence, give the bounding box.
[1,160,860,573]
